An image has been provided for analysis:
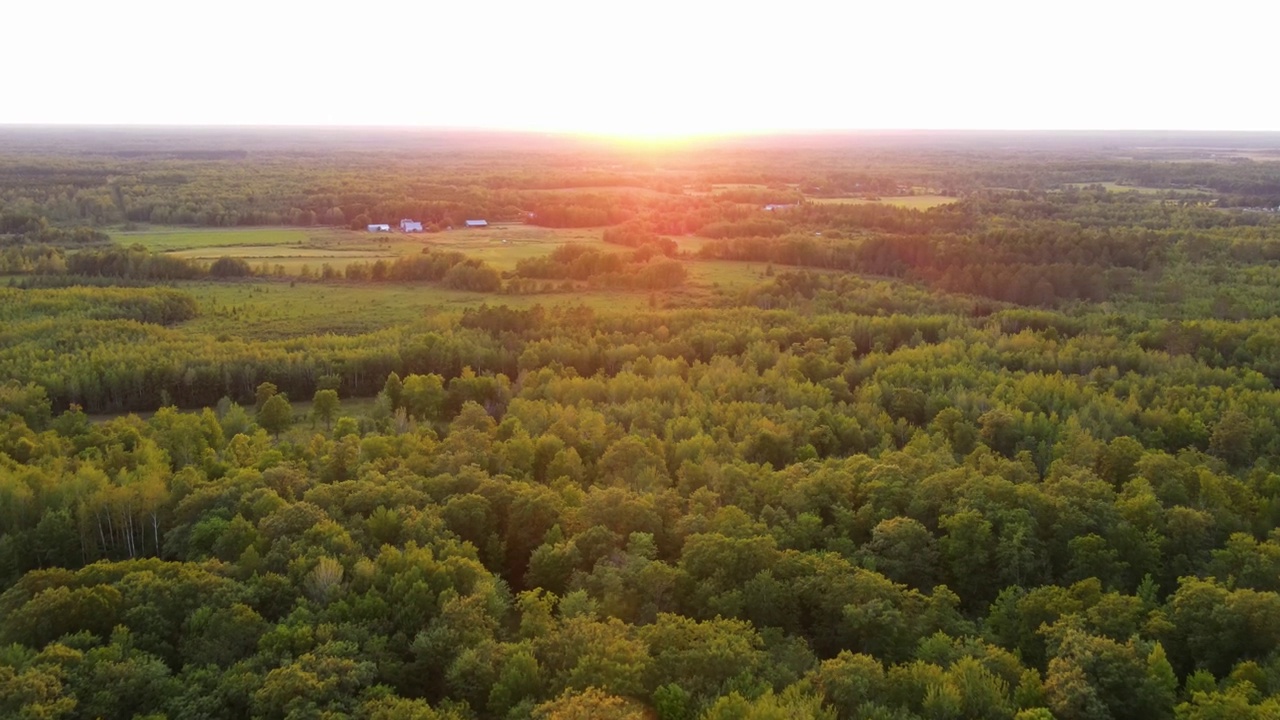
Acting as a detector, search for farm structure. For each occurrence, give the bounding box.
[367,224,391,232]
[399,219,424,232]
[465,219,489,228]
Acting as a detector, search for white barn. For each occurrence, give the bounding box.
[400,219,424,232]
[367,224,391,232]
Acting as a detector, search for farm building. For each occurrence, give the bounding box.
[367,224,391,232]
[465,219,489,228]
[399,219,424,232]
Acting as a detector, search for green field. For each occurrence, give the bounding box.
[177,278,654,339]
[1062,181,1213,195]
[424,224,624,271]
[805,194,958,209]
[684,259,771,289]
[110,226,345,250]
[97,224,759,340]
[110,224,627,273]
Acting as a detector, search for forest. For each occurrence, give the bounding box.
[3,128,1280,719]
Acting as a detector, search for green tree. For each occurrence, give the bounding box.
[384,372,404,409]
[258,394,293,438]
[312,389,340,430]
[254,382,279,412]
[1209,410,1253,467]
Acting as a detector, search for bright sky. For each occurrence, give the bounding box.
[5,0,1276,137]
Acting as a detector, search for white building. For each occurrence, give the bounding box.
[400,219,424,232]
[367,224,391,232]
[465,219,488,228]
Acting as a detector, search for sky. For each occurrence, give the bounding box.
[5,0,1277,137]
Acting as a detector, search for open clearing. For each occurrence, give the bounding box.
[177,278,654,339]
[686,260,771,289]
[111,224,626,273]
[423,224,626,271]
[806,195,958,209]
[1062,182,1213,195]
[110,226,345,251]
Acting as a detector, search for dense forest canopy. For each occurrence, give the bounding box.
[2,129,1280,719]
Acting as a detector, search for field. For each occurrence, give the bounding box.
[177,278,659,339]
[110,226,339,250]
[805,194,958,209]
[422,224,624,271]
[1062,181,1213,194]
[111,223,624,273]
[97,224,756,341]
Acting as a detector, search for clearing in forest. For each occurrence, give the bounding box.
[805,195,958,209]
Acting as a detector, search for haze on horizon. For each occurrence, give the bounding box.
[7,0,1277,137]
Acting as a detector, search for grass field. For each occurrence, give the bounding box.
[111,226,345,251]
[805,195,958,209]
[685,260,771,288]
[1062,182,1212,195]
[177,278,655,339]
[111,224,628,273]
[423,224,625,271]
[104,225,772,339]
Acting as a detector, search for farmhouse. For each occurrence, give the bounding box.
[465,219,489,228]
[399,219,424,232]
[367,224,391,232]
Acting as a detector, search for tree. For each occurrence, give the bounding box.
[532,688,649,720]
[258,394,293,438]
[860,516,940,589]
[1209,410,1253,467]
[254,382,279,412]
[384,372,404,409]
[312,389,340,430]
[402,374,446,422]
[209,256,252,277]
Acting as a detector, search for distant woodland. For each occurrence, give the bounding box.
[3,129,1280,719]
